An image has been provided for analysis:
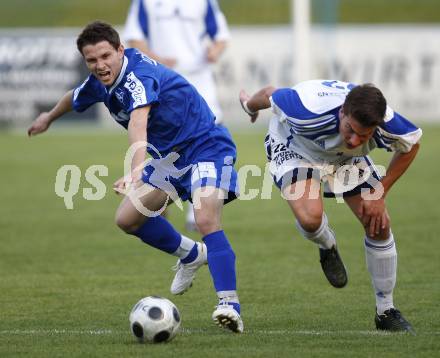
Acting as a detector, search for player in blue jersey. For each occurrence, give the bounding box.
[27,21,243,333]
[240,80,422,333]
[123,0,231,231]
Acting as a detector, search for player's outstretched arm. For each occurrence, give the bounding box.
[239,86,276,123]
[27,90,74,137]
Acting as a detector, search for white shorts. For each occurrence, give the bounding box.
[265,132,383,198]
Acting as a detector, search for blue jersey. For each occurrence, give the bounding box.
[72,48,216,155]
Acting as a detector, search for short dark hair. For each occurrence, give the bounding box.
[76,21,121,54]
[342,84,386,127]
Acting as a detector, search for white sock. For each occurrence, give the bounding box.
[186,202,196,224]
[296,213,336,249]
[217,290,240,304]
[364,233,397,315]
[172,235,196,259]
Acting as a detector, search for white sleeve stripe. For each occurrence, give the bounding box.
[286,114,336,128]
[271,100,337,126]
[73,76,90,102]
[377,127,422,142]
[375,127,422,152]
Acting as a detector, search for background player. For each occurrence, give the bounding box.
[239,80,422,332]
[28,21,243,333]
[123,0,230,230]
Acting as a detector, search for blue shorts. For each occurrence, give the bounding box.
[142,125,239,204]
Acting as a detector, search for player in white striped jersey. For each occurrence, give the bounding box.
[240,80,422,333]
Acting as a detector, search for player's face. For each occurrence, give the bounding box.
[339,109,376,149]
[82,41,124,86]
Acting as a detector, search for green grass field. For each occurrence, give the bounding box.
[1,127,439,357]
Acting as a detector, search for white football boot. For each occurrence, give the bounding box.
[212,300,244,333]
[170,242,207,295]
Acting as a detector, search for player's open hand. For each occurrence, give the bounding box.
[113,170,143,195]
[239,90,259,123]
[113,176,134,196]
[357,197,390,237]
[27,112,52,137]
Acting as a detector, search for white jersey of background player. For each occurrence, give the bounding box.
[123,0,229,122]
[240,80,422,333]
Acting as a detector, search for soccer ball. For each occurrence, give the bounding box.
[129,296,181,343]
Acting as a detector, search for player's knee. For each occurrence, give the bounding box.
[115,213,143,234]
[195,214,220,236]
[296,207,323,233]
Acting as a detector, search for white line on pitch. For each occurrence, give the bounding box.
[0,329,115,335]
[1,329,439,336]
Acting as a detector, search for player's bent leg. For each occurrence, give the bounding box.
[192,187,243,333]
[115,182,204,295]
[344,194,414,332]
[283,178,323,233]
[115,182,169,233]
[114,183,187,256]
[284,179,347,288]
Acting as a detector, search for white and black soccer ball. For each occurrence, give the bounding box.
[129,296,181,343]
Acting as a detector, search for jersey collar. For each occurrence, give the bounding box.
[108,55,128,94]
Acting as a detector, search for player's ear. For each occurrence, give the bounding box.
[118,44,125,58]
[339,106,345,117]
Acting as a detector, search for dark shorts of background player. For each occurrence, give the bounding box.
[274,160,382,198]
[142,125,239,204]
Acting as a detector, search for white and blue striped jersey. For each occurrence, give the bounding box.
[123,0,230,74]
[72,48,215,156]
[268,80,422,164]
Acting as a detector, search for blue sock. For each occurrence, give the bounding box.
[203,230,239,313]
[181,243,198,264]
[131,216,181,254]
